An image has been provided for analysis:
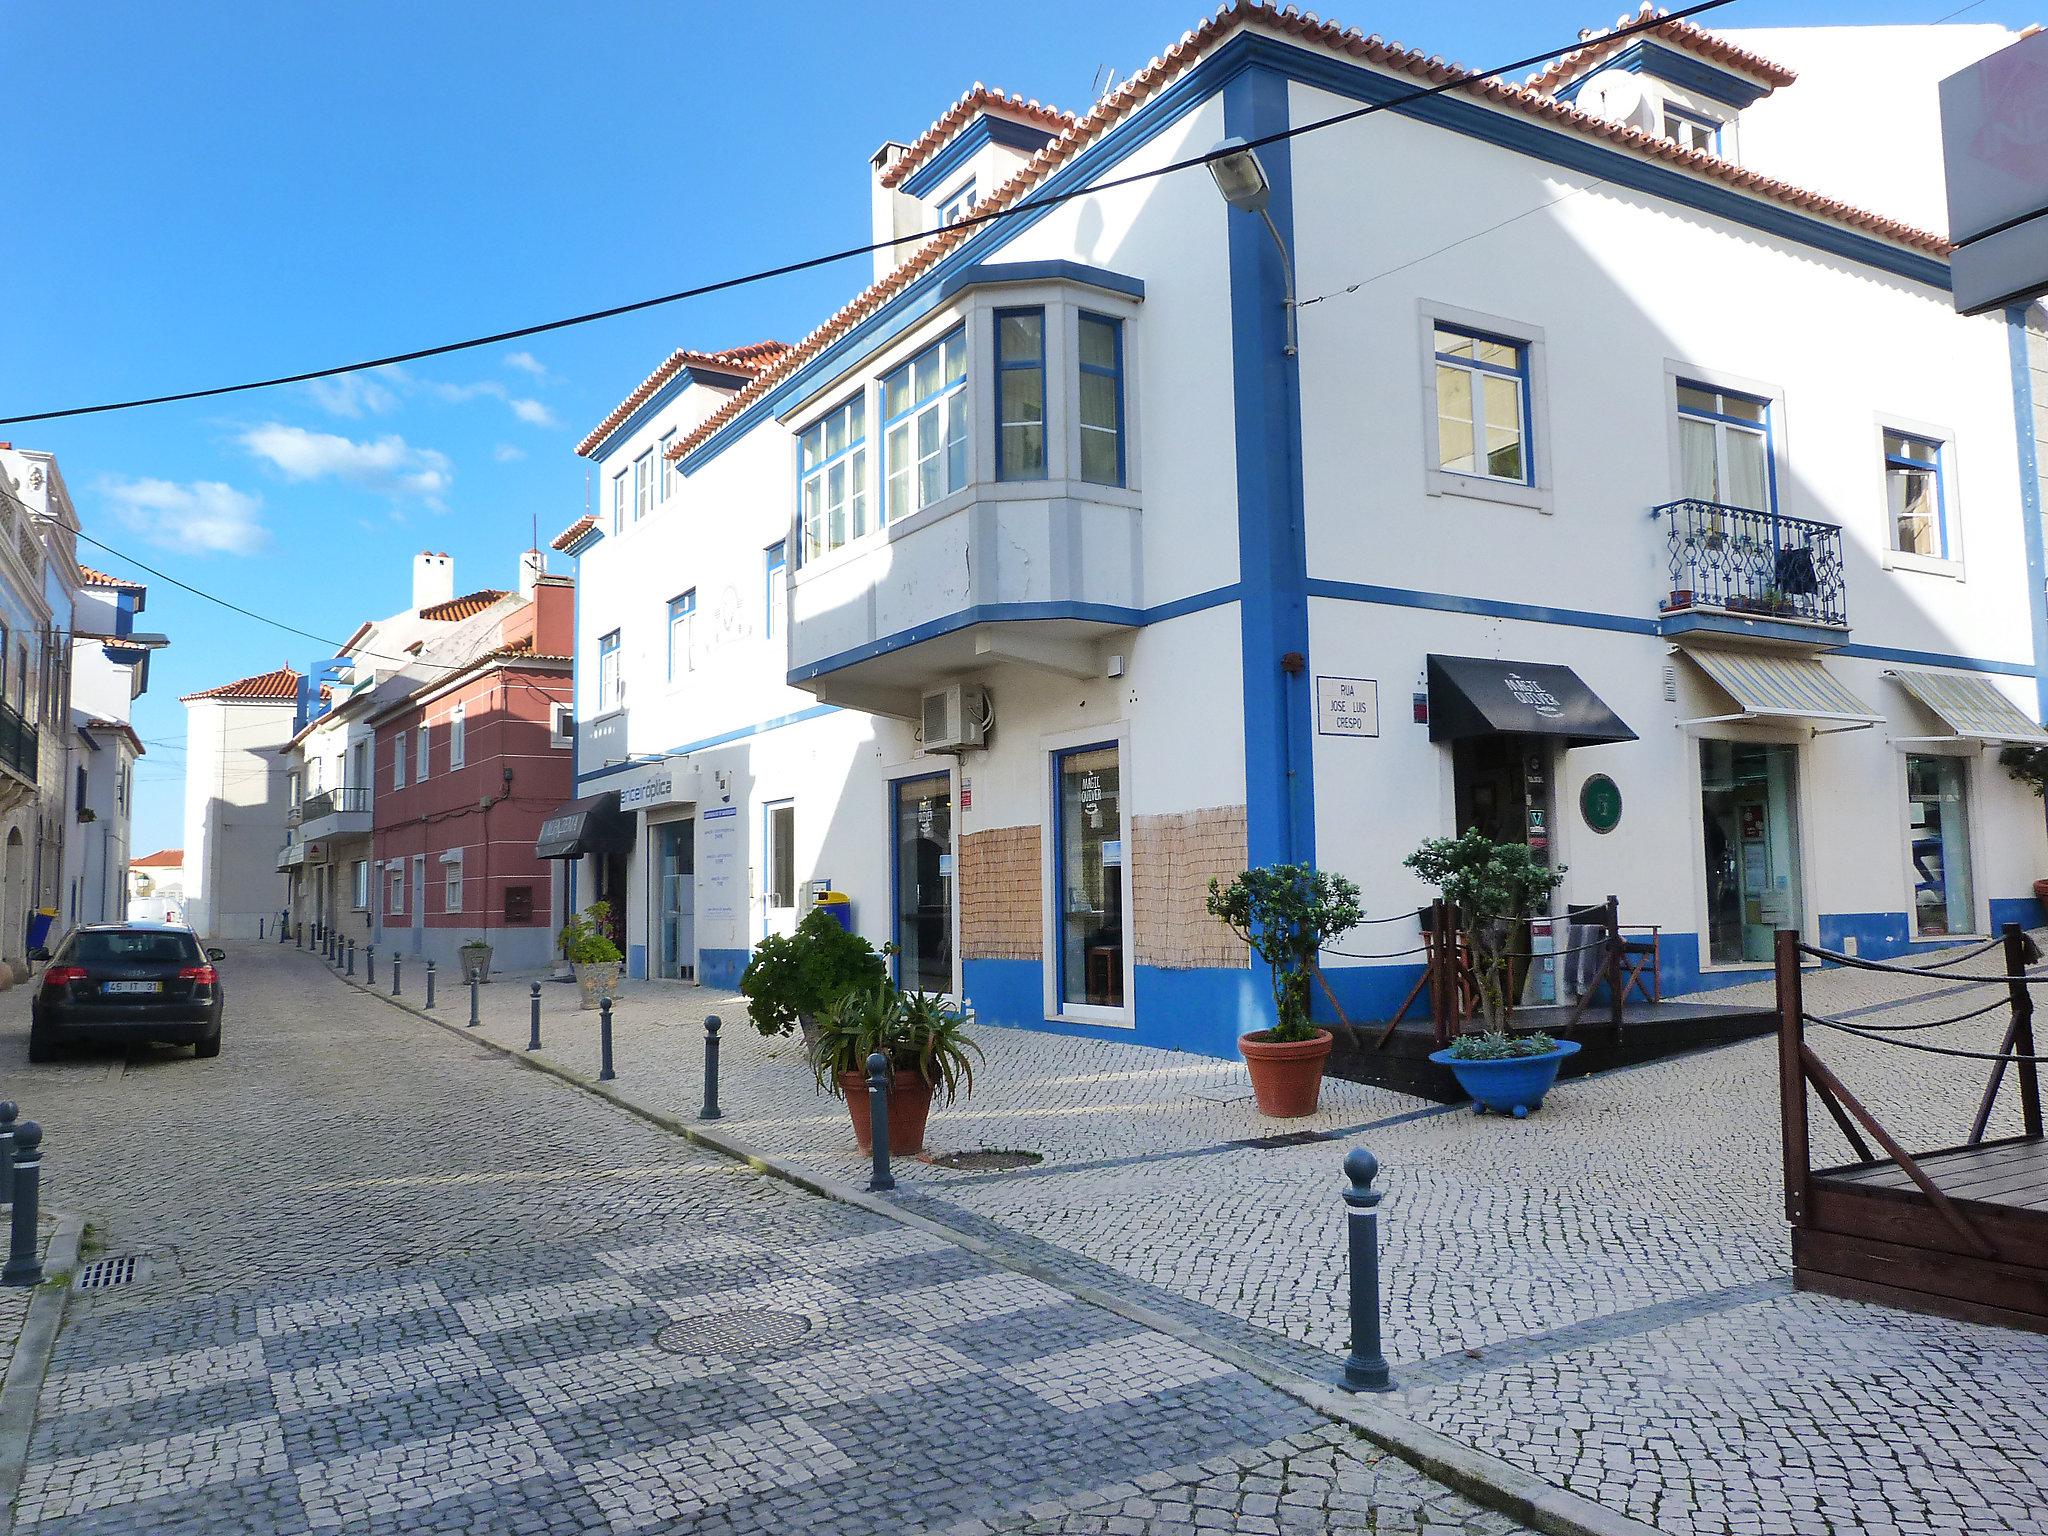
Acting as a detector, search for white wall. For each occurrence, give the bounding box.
[182,697,297,938]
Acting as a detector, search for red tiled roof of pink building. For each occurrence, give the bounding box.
[878,85,1079,190]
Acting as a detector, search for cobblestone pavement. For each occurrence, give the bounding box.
[421,944,2048,1536]
[0,945,1524,1535]
[0,1216,57,1384]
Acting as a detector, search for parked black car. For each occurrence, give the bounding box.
[29,923,225,1062]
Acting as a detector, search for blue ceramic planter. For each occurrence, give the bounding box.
[1428,1039,1582,1117]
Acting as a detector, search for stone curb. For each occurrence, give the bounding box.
[317,953,1665,1536]
[0,1213,85,1536]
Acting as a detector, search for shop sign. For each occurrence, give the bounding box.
[1579,774,1623,835]
[1315,676,1380,737]
[618,769,675,809]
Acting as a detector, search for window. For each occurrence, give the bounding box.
[387,861,406,916]
[939,179,978,226]
[1055,744,1123,1012]
[597,630,622,712]
[1662,104,1720,155]
[1677,382,1772,512]
[74,764,86,814]
[416,723,430,781]
[799,397,867,561]
[667,591,696,680]
[996,308,1047,480]
[764,801,796,912]
[1885,431,1947,559]
[1434,326,1530,484]
[350,740,368,789]
[1907,755,1973,937]
[659,431,677,501]
[393,732,407,790]
[351,860,369,910]
[611,471,626,534]
[442,850,464,913]
[633,450,653,521]
[893,774,954,993]
[883,328,968,522]
[550,703,573,746]
[449,702,466,768]
[1078,313,1126,486]
[1699,739,1802,965]
[764,540,787,640]
[288,770,302,810]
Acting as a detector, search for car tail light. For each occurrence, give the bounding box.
[178,965,217,987]
[41,966,87,989]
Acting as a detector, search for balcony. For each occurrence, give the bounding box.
[0,700,36,785]
[298,785,371,842]
[1653,499,1848,643]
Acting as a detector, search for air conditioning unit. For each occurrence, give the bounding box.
[921,683,989,753]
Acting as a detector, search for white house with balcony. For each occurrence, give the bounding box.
[556,4,2048,1055]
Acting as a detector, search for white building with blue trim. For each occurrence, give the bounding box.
[552,3,2048,1057]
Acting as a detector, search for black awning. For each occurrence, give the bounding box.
[1426,655,1637,748]
[534,791,635,860]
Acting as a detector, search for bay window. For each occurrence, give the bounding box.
[1078,314,1125,486]
[883,328,968,521]
[996,309,1047,480]
[799,397,867,560]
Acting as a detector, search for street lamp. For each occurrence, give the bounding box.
[1207,137,1297,355]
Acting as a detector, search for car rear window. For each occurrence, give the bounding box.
[63,931,203,966]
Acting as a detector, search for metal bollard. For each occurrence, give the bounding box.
[598,996,616,1081]
[279,910,289,944]
[527,982,542,1051]
[295,922,302,949]
[700,1015,723,1120]
[391,954,402,997]
[866,1053,895,1190]
[425,960,436,1009]
[1341,1146,1394,1392]
[365,945,375,986]
[0,1102,15,1196]
[4,1121,43,1286]
[347,940,356,978]
[259,917,265,940]
[468,970,481,1028]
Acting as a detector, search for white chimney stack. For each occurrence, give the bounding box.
[413,550,455,611]
[518,547,545,597]
[870,141,920,281]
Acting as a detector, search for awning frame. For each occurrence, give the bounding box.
[1671,645,1882,736]
[1883,667,2048,748]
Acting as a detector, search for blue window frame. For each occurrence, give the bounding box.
[1662,103,1721,156]
[1676,382,1774,513]
[1052,741,1123,1014]
[1433,326,1532,484]
[882,328,967,521]
[798,396,867,562]
[1078,313,1126,486]
[763,540,787,639]
[995,308,1047,481]
[1885,430,1947,559]
[939,179,978,226]
[666,590,696,680]
[597,630,621,712]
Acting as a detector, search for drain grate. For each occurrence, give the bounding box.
[73,1255,149,1292]
[655,1309,812,1357]
[1232,1130,1330,1150]
[929,1149,1044,1172]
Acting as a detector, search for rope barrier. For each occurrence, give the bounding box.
[1351,909,1425,926]
[1900,935,2007,968]
[1320,943,1433,961]
[1801,995,2011,1033]
[1807,1016,2048,1064]
[1796,945,2044,986]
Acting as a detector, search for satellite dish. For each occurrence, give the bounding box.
[1577,71,1657,135]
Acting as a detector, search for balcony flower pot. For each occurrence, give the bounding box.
[458,940,493,984]
[1429,1036,1582,1117]
[837,1068,933,1154]
[1663,589,1694,611]
[1240,1028,1334,1118]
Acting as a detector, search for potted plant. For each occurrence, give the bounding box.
[1429,1029,1582,1117]
[458,936,493,983]
[1663,588,1694,612]
[558,901,623,1010]
[809,983,981,1154]
[1206,863,1363,1118]
[1405,830,1564,1031]
[739,905,889,1053]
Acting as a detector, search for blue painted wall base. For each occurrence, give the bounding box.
[960,959,1267,1059]
[699,948,748,991]
[627,943,646,981]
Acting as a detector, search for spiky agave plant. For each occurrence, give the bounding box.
[809,983,982,1105]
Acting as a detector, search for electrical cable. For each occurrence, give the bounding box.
[0,0,1733,427]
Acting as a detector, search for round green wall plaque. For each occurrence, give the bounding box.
[1580,774,1622,834]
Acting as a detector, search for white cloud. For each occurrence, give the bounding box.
[238,423,452,503]
[508,397,556,427]
[303,368,403,419]
[97,477,268,555]
[493,444,527,462]
[503,351,547,377]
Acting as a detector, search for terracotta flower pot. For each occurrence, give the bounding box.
[1240,1028,1334,1118]
[572,961,621,1010]
[2033,879,2048,924]
[838,1069,934,1155]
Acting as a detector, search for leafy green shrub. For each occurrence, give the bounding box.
[1406,831,1564,1030]
[558,902,624,965]
[809,982,981,1104]
[1205,863,1363,1044]
[1444,1029,1560,1061]
[739,906,888,1039]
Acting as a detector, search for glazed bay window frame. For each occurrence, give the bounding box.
[1877,414,1962,577]
[882,326,969,523]
[798,396,868,562]
[1418,302,1551,513]
[995,307,1048,481]
[1077,311,1126,487]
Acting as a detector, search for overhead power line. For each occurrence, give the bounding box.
[0,0,1732,427]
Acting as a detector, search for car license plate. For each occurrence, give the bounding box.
[103,981,161,995]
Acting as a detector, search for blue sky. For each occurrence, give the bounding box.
[1,0,2028,854]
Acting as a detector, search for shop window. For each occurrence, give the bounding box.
[1054,743,1124,1011]
[1699,739,1802,964]
[1907,755,1974,937]
[893,774,954,994]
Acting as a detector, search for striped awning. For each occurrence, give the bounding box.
[1888,668,2048,744]
[1680,648,1882,726]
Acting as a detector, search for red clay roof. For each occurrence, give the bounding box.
[180,664,301,704]
[575,342,792,458]
[666,4,1944,479]
[879,85,1078,191]
[420,588,511,622]
[132,848,183,868]
[1526,5,1797,96]
[550,514,598,552]
[77,565,146,594]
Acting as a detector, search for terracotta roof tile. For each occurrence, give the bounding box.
[180,664,301,703]
[77,565,146,594]
[419,588,511,622]
[575,342,792,458]
[665,3,1943,480]
[551,514,598,552]
[131,848,183,868]
[1526,4,1797,96]
[879,85,1079,191]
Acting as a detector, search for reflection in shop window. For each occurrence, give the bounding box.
[1055,744,1123,1011]
[1907,754,1973,937]
[893,774,953,994]
[1699,739,1803,965]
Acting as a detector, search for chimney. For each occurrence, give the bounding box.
[531,575,575,657]
[413,550,455,611]
[870,141,920,281]
[518,547,546,597]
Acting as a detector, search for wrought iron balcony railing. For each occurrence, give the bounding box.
[0,701,35,783]
[1653,498,1847,629]
[301,786,371,821]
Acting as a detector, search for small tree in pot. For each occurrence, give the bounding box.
[739,906,889,1053]
[1404,831,1564,1031]
[558,902,624,1010]
[810,983,981,1154]
[1206,863,1363,1117]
